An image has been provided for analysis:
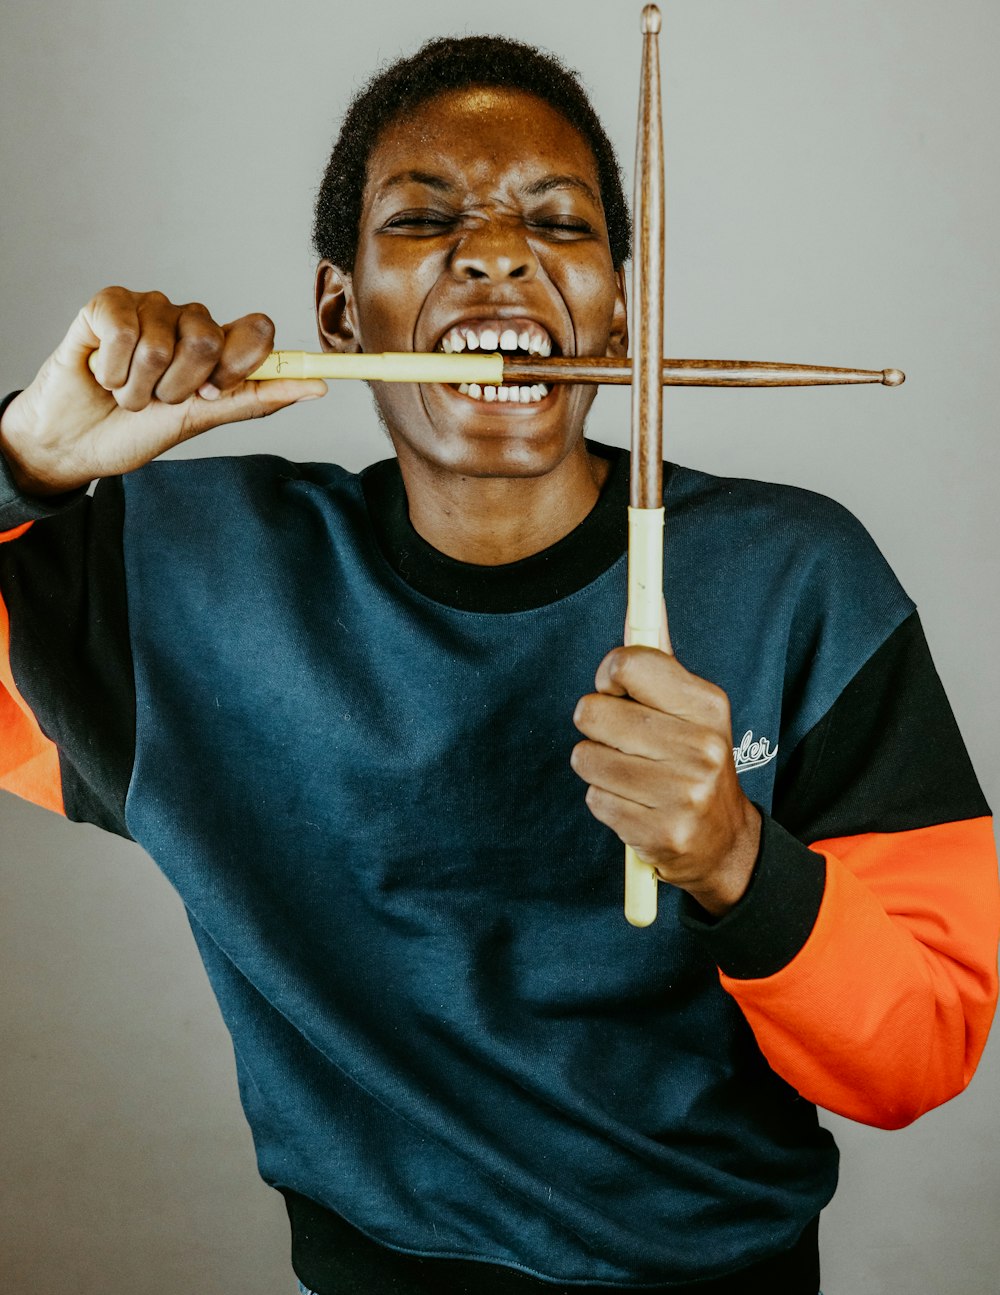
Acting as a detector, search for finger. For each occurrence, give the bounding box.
[595,645,730,727]
[572,692,692,759]
[572,727,732,806]
[61,287,140,390]
[152,303,224,404]
[200,312,275,395]
[175,374,329,436]
[583,784,664,861]
[115,293,181,411]
[571,733,726,814]
[570,740,662,809]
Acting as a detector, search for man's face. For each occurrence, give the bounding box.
[316,87,628,480]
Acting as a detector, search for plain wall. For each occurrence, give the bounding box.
[1,1,998,1291]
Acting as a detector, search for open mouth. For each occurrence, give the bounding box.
[434,318,560,405]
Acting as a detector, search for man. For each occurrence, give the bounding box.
[0,34,996,1295]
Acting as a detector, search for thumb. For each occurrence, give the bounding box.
[55,307,102,372]
[182,377,328,431]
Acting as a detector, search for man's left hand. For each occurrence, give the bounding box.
[570,640,761,918]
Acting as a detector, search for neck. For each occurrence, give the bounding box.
[394,438,612,565]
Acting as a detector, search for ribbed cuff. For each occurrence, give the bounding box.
[679,808,827,979]
[0,390,90,528]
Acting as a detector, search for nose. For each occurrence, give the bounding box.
[450,219,539,283]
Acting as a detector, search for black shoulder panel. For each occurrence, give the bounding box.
[773,610,990,842]
[0,468,136,838]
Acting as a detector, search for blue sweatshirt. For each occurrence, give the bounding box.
[1,417,996,1294]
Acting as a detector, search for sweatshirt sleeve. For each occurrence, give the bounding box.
[0,389,136,837]
[682,608,999,1129]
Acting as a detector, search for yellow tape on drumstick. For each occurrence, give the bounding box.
[624,506,666,928]
[86,349,507,387]
[248,351,505,384]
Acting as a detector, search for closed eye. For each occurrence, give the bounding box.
[383,212,455,231]
[531,219,593,235]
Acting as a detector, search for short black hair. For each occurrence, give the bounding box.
[312,34,631,273]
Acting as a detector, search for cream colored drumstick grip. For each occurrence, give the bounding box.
[624,506,667,927]
[85,348,506,387]
[248,351,505,384]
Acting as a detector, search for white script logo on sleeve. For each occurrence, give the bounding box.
[732,730,778,774]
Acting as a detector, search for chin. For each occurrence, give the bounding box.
[430,422,583,480]
[390,382,590,479]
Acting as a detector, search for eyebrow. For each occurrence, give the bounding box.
[378,170,457,195]
[523,174,600,205]
[377,170,600,205]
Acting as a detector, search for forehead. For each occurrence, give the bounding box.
[364,87,601,197]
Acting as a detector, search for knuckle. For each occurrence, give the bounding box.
[573,695,598,727]
[244,398,273,421]
[708,685,731,722]
[134,340,172,368]
[107,324,139,349]
[246,313,275,341]
[607,648,632,684]
[183,331,223,361]
[585,783,605,811]
[705,732,731,768]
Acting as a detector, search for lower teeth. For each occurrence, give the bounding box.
[457,383,549,403]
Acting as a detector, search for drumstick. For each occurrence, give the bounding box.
[623,3,667,928]
[244,351,905,387]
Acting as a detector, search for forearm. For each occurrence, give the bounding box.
[683,812,1000,1128]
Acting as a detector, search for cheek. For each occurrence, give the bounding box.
[352,243,439,350]
[555,257,620,350]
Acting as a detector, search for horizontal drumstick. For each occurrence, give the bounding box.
[242,351,904,387]
[84,348,904,388]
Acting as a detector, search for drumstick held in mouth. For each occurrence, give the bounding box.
[239,351,905,387]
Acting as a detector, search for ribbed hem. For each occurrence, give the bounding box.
[283,1188,820,1294]
[680,809,826,979]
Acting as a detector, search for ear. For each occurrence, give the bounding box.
[607,265,629,358]
[315,259,361,353]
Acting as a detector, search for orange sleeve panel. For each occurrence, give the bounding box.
[0,520,65,814]
[720,817,1000,1129]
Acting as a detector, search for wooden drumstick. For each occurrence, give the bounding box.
[623,3,667,929]
[243,351,905,387]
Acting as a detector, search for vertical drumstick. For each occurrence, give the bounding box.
[624,3,669,928]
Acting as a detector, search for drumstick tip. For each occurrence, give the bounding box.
[882,368,905,386]
[641,4,661,34]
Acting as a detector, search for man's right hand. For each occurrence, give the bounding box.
[0,286,328,496]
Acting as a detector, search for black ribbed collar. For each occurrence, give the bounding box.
[360,440,658,613]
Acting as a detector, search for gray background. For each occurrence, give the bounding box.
[1,1,997,1291]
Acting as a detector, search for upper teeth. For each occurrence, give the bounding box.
[438,322,552,356]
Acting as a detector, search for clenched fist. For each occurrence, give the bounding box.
[0,286,327,496]
[571,615,761,917]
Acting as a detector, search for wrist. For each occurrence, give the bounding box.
[0,395,39,492]
[683,800,762,918]
[0,395,75,498]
